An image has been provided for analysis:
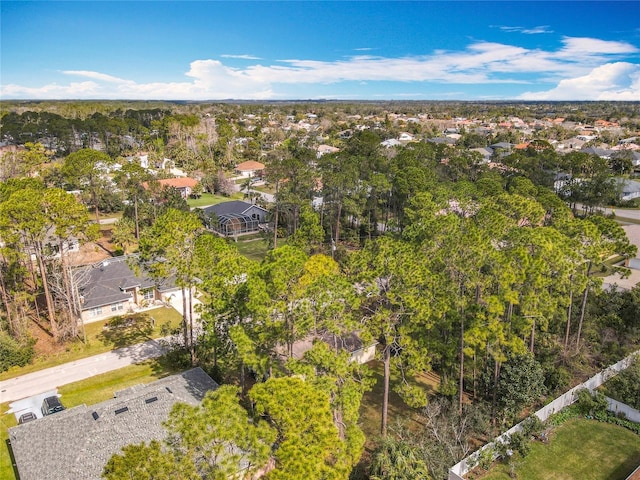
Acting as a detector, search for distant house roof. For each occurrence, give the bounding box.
[426,137,457,145]
[317,145,340,156]
[142,177,198,191]
[9,368,218,480]
[381,138,402,148]
[581,146,614,158]
[490,142,515,150]
[203,200,267,218]
[470,147,494,159]
[320,331,372,354]
[235,160,265,172]
[619,179,640,201]
[78,256,173,310]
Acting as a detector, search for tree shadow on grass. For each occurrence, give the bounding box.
[97,313,154,349]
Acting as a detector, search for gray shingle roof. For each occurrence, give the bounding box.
[9,368,218,480]
[79,256,172,310]
[203,200,267,218]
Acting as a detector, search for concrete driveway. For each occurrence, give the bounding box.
[6,390,59,422]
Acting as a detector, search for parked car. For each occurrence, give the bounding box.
[18,412,37,424]
[41,396,65,416]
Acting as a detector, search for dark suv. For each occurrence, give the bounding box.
[41,396,65,416]
[18,412,37,424]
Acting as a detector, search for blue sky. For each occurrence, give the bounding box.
[1,1,639,101]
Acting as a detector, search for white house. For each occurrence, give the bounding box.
[235,160,266,178]
[398,132,416,142]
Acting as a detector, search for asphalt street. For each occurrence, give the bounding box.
[0,338,168,404]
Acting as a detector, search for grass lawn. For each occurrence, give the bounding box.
[1,358,182,480]
[251,184,276,195]
[187,192,243,208]
[0,307,182,381]
[477,418,640,480]
[233,236,274,262]
[97,211,123,221]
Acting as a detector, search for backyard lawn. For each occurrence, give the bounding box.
[477,418,640,480]
[234,236,273,262]
[1,359,183,480]
[0,307,182,381]
[187,192,243,208]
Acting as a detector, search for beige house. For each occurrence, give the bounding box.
[235,160,265,178]
[142,177,199,199]
[78,256,179,323]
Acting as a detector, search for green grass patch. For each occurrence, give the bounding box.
[233,237,272,262]
[0,307,182,381]
[0,358,182,480]
[187,192,242,208]
[477,418,640,480]
[97,211,123,221]
[0,402,16,480]
[251,184,276,195]
[56,357,183,407]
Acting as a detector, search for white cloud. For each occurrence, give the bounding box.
[560,37,638,56]
[1,37,638,100]
[220,54,261,60]
[498,25,553,34]
[519,62,640,100]
[1,81,102,98]
[61,70,132,84]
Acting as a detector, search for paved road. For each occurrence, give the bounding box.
[607,207,640,221]
[574,204,640,221]
[0,338,168,404]
[0,292,202,404]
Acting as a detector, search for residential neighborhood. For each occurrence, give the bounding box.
[1,99,640,480]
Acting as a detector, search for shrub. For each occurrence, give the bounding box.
[520,415,544,438]
[508,431,531,458]
[574,389,608,416]
[477,446,495,471]
[547,405,580,426]
[0,332,35,372]
[369,437,432,480]
[603,357,640,410]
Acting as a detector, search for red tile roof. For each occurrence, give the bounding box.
[142,177,198,190]
[236,160,265,171]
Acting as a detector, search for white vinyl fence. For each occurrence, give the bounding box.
[606,396,640,423]
[448,349,640,480]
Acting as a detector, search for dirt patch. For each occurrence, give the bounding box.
[69,229,115,266]
[29,322,67,357]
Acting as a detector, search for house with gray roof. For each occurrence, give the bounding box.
[581,146,614,160]
[470,147,494,163]
[202,200,268,237]
[619,179,640,202]
[78,256,179,323]
[8,368,218,480]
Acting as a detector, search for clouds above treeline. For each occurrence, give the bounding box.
[2,36,638,101]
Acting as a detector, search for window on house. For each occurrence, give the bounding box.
[111,302,124,312]
[90,306,103,317]
[142,289,154,301]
